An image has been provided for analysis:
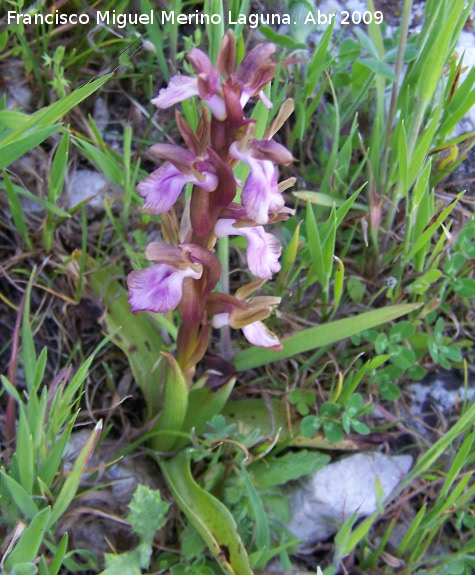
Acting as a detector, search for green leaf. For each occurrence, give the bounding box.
[276,221,301,295]
[323,421,344,443]
[10,564,37,575]
[47,533,69,575]
[404,194,462,263]
[250,450,330,487]
[351,420,371,435]
[48,131,69,203]
[158,451,253,575]
[1,471,39,520]
[306,200,325,286]
[127,485,170,568]
[39,422,76,488]
[101,551,142,575]
[452,278,475,298]
[72,137,124,187]
[258,25,306,50]
[347,277,365,304]
[3,170,33,249]
[84,256,168,397]
[0,127,58,170]
[358,57,396,81]
[0,74,112,170]
[304,20,335,100]
[379,381,400,401]
[321,402,340,418]
[390,346,416,370]
[4,507,50,571]
[389,321,415,343]
[345,394,364,417]
[239,466,270,565]
[179,377,236,446]
[300,415,322,438]
[16,407,34,495]
[0,74,112,148]
[151,353,189,452]
[233,304,422,371]
[21,270,37,394]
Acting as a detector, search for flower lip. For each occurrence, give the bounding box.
[242,321,282,350]
[214,218,282,280]
[127,262,202,314]
[137,162,218,216]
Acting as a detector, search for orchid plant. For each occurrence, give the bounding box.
[124,32,294,574]
[128,30,293,392]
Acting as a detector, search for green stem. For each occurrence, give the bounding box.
[218,236,232,360]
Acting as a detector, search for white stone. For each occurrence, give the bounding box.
[288,452,412,544]
[65,169,115,212]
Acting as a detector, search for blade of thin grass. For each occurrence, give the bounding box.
[3,182,70,218]
[397,504,427,555]
[438,430,475,502]
[239,466,270,567]
[0,74,112,148]
[0,110,30,130]
[3,170,33,250]
[0,126,58,170]
[39,420,77,488]
[275,221,301,296]
[404,192,462,263]
[305,200,325,287]
[205,0,224,64]
[228,0,251,39]
[21,269,37,394]
[396,399,475,500]
[47,533,69,575]
[16,406,34,495]
[49,420,103,527]
[140,0,170,81]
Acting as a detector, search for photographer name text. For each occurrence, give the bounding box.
[7,9,383,29]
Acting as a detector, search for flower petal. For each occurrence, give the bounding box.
[127,263,202,314]
[241,159,285,224]
[242,321,282,350]
[151,75,199,108]
[229,140,286,224]
[212,312,231,329]
[137,164,192,215]
[137,162,218,215]
[214,219,281,279]
[245,227,282,279]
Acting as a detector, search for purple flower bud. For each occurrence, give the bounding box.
[234,42,276,109]
[152,49,227,120]
[214,218,281,279]
[151,33,278,121]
